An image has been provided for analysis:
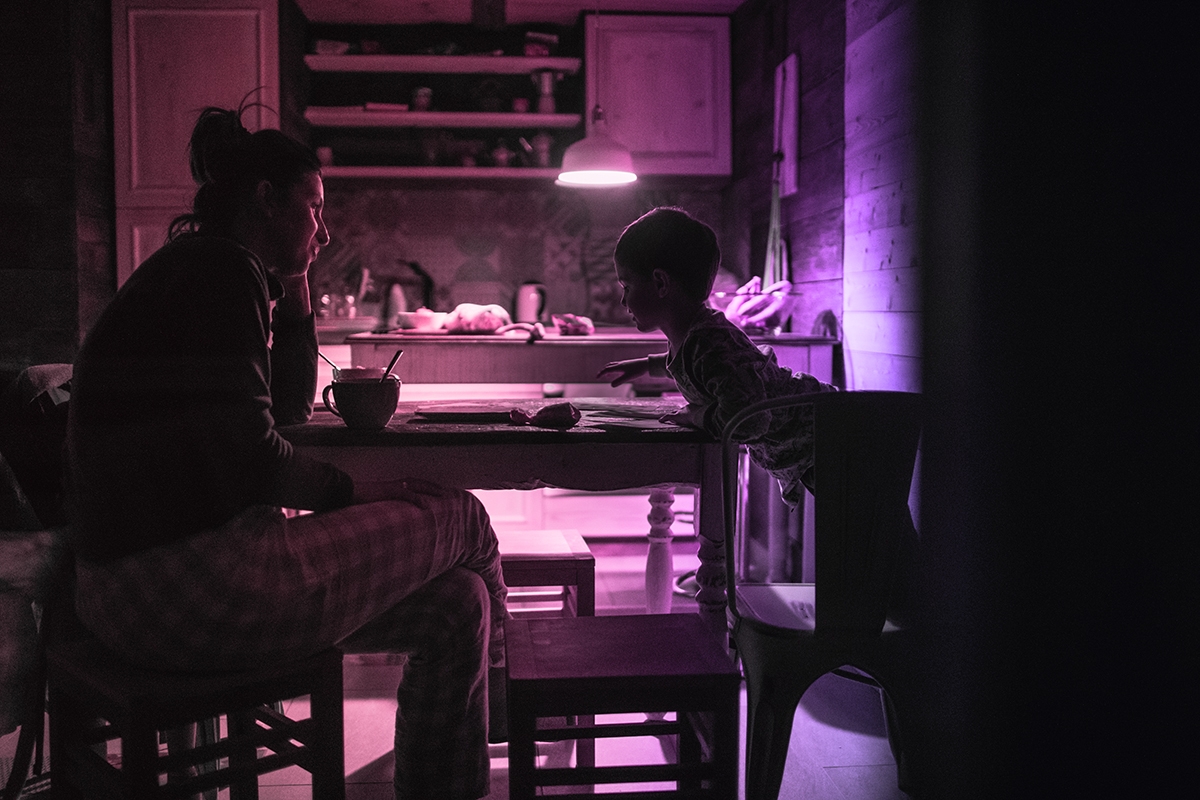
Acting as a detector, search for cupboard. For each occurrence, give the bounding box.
[584,14,731,177]
[112,0,284,284]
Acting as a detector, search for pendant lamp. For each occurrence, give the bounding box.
[556,106,637,187]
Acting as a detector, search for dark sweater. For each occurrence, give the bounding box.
[66,234,353,561]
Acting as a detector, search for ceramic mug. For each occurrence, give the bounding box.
[322,371,401,430]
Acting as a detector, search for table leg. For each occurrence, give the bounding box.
[644,487,676,614]
[693,449,729,639]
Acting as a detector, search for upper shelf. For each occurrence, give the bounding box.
[304,107,581,129]
[304,54,582,75]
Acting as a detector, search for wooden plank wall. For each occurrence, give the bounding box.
[729,0,846,339]
[0,0,113,371]
[842,0,920,391]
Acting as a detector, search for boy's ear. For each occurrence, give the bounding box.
[651,268,671,296]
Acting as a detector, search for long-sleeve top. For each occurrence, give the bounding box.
[650,308,837,508]
[66,234,353,562]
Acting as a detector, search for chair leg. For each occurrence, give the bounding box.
[227,711,260,800]
[743,676,805,800]
[122,719,163,798]
[507,703,538,800]
[309,659,347,800]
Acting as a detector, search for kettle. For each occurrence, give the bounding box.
[514,281,547,323]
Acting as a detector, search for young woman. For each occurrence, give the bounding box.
[67,103,506,799]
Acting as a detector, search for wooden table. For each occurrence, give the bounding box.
[338,329,839,600]
[280,398,728,634]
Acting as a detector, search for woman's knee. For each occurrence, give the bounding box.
[423,568,489,649]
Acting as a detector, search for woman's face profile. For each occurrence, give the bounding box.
[264,171,330,278]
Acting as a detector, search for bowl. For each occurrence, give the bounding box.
[708,291,802,335]
[393,309,448,331]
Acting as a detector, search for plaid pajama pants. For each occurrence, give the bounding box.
[74,489,508,799]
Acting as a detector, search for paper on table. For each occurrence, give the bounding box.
[412,402,513,422]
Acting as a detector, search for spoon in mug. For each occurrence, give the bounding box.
[318,350,342,379]
[381,349,404,382]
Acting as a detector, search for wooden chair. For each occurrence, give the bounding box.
[2,369,347,799]
[721,391,922,800]
[505,613,740,799]
[46,614,345,800]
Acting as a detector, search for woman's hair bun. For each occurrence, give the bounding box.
[188,106,253,186]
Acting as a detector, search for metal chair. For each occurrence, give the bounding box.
[722,391,922,800]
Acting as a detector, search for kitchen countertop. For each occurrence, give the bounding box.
[343,327,838,385]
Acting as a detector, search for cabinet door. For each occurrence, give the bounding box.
[115,207,176,286]
[113,0,279,210]
[585,15,730,177]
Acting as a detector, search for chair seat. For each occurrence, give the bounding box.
[506,614,740,798]
[736,583,818,631]
[497,528,595,617]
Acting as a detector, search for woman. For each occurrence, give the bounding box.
[66,103,506,799]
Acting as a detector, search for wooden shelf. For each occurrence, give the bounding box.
[304,54,581,75]
[304,107,581,129]
[304,51,583,180]
[321,166,563,180]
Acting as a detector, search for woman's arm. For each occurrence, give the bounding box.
[269,274,318,425]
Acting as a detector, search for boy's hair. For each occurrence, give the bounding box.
[614,207,721,301]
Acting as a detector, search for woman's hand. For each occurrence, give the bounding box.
[273,272,313,320]
[597,357,650,387]
[352,477,450,509]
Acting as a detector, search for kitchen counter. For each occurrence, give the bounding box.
[345,328,838,385]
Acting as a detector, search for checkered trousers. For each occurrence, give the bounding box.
[74,489,508,799]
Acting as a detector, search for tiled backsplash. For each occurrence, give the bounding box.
[310,182,724,325]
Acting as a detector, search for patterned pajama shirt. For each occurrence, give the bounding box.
[75,491,508,800]
[657,308,838,509]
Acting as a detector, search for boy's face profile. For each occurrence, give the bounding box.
[615,261,666,332]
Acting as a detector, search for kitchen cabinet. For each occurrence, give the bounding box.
[303,53,583,179]
[112,0,282,284]
[585,14,731,177]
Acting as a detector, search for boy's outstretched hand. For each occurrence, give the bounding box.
[659,404,706,430]
[597,357,650,387]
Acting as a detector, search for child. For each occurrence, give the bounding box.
[597,206,837,509]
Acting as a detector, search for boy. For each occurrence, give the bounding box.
[597,207,837,509]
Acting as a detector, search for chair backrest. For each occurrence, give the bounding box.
[722,391,922,635]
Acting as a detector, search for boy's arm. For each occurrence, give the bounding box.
[659,402,708,429]
[598,353,668,386]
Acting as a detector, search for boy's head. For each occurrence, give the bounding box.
[614,207,721,303]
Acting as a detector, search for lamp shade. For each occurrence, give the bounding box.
[556,107,637,187]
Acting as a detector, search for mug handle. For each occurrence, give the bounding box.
[322,384,341,418]
[536,286,547,317]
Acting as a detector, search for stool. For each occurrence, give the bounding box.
[47,630,345,800]
[506,614,740,798]
[497,528,595,617]
[492,528,596,745]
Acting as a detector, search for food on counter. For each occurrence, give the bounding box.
[495,322,546,342]
[510,401,582,429]
[710,277,799,334]
[444,303,512,333]
[552,313,595,336]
